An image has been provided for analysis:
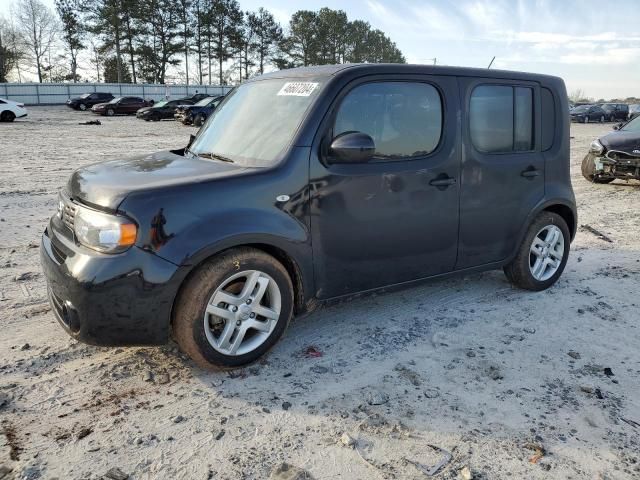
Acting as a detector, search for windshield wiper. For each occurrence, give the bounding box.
[194,152,235,163]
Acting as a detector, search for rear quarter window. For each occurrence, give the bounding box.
[540,88,555,151]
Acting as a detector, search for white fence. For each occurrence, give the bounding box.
[0,82,234,105]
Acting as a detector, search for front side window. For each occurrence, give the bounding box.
[333,82,442,160]
[470,85,534,153]
[190,78,324,167]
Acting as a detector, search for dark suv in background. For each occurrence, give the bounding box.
[66,92,114,111]
[41,64,576,369]
[599,103,628,122]
[570,105,606,123]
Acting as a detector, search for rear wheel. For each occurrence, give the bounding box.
[172,248,294,369]
[193,113,205,127]
[504,212,570,291]
[0,111,15,122]
[609,115,615,122]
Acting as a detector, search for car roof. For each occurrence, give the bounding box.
[253,63,563,84]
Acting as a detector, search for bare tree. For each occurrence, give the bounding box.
[15,0,59,82]
[55,0,85,82]
[0,16,25,82]
[569,88,587,103]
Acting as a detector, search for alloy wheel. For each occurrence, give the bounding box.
[203,270,281,356]
[529,225,564,281]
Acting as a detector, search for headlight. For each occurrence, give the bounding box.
[590,139,604,155]
[74,206,137,253]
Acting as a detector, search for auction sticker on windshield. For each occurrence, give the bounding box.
[277,82,319,97]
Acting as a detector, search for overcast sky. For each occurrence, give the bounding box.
[3,0,639,99]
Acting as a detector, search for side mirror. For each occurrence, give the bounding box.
[329,131,375,164]
[613,122,624,130]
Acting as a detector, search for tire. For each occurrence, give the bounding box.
[151,114,161,122]
[609,115,615,122]
[172,248,294,369]
[600,115,605,123]
[503,212,570,291]
[0,111,15,122]
[583,116,588,123]
[106,108,115,116]
[79,103,87,111]
[193,113,204,127]
[581,154,615,183]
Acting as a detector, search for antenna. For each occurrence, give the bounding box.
[487,56,496,69]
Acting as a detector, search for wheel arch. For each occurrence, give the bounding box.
[169,242,310,329]
[543,203,576,241]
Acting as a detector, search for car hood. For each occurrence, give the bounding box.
[138,106,153,113]
[92,102,108,109]
[600,130,640,154]
[66,150,251,210]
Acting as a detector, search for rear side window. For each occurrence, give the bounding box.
[541,88,555,151]
[334,82,442,160]
[470,85,534,153]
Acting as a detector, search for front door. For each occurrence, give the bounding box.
[310,76,461,299]
[457,79,544,268]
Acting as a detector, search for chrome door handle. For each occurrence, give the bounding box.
[429,177,457,187]
[521,169,541,178]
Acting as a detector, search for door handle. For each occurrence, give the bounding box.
[521,168,541,178]
[429,177,457,187]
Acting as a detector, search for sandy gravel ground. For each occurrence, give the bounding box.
[0,107,639,480]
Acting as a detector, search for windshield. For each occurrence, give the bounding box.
[154,100,168,108]
[621,116,640,132]
[195,97,214,106]
[189,78,323,167]
[108,97,121,104]
[572,105,589,113]
[80,93,91,99]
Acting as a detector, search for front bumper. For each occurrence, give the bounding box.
[585,152,640,179]
[40,223,184,346]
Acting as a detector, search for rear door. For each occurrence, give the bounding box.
[310,75,461,299]
[457,78,543,268]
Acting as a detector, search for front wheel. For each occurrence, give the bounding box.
[583,116,589,123]
[600,115,605,123]
[0,111,15,122]
[106,108,115,116]
[504,212,570,291]
[193,113,205,127]
[172,248,294,369]
[79,103,87,111]
[581,154,615,183]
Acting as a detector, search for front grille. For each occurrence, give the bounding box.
[62,200,77,231]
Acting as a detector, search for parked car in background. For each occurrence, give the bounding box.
[181,93,211,103]
[136,99,194,121]
[598,103,628,122]
[92,97,150,116]
[175,95,224,126]
[628,104,640,120]
[40,64,576,368]
[582,114,640,183]
[66,92,114,111]
[0,98,27,122]
[570,105,606,123]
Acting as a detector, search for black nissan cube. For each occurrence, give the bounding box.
[41,64,576,368]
